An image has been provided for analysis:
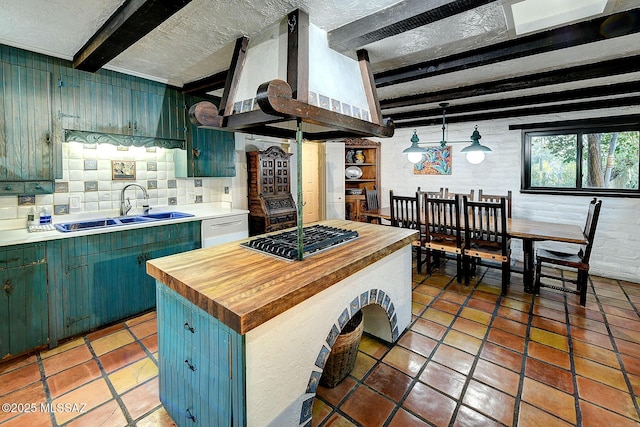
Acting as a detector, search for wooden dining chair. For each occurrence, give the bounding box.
[364,187,379,211]
[478,190,512,218]
[462,196,511,294]
[417,187,445,199]
[363,187,383,224]
[444,189,474,201]
[389,190,420,230]
[414,193,465,281]
[534,198,602,306]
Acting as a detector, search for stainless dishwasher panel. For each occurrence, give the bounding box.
[201,214,249,247]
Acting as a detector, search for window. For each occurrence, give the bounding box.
[522,123,640,196]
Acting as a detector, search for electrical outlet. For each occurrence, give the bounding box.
[224,186,229,194]
[187,192,196,203]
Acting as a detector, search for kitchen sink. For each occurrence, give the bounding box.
[140,211,194,220]
[55,218,120,232]
[55,211,194,232]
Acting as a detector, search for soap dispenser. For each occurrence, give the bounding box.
[27,206,36,228]
[39,206,51,225]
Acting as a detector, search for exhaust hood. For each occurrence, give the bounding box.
[188,9,394,140]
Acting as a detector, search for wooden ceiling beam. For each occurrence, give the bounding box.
[328,0,493,53]
[73,0,193,72]
[388,81,640,121]
[394,95,640,128]
[182,70,228,97]
[380,55,640,109]
[374,7,640,87]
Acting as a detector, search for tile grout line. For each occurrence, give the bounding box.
[382,269,461,426]
[562,271,584,427]
[587,277,640,422]
[35,352,58,427]
[80,334,136,426]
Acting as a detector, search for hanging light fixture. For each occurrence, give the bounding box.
[461,126,492,164]
[402,130,426,163]
[402,103,491,164]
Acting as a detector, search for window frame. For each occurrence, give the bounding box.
[520,120,640,197]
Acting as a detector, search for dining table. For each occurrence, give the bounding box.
[363,207,587,292]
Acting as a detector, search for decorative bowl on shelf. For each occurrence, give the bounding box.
[346,188,363,195]
[345,166,363,179]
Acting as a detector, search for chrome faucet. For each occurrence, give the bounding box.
[120,183,150,216]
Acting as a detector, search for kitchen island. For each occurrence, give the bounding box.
[147,220,417,426]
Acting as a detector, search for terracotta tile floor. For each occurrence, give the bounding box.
[1,263,639,426]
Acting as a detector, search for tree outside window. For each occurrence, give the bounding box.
[524,125,640,195]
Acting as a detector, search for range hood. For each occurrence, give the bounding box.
[188,9,394,140]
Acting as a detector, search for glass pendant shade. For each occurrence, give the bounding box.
[402,131,426,163]
[461,126,491,164]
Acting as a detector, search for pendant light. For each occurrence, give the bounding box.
[402,103,491,164]
[461,126,492,164]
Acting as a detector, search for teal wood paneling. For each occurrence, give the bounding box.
[47,221,201,342]
[0,61,52,191]
[157,284,244,426]
[0,45,220,182]
[176,95,236,178]
[0,242,48,358]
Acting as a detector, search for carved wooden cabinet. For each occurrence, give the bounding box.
[344,139,380,222]
[247,146,297,235]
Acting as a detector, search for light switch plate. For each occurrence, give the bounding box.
[69,196,81,209]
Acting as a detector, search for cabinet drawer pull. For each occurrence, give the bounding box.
[183,322,196,333]
[186,408,197,423]
[3,279,14,296]
[4,185,11,191]
[184,359,197,372]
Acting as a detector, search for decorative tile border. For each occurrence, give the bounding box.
[300,288,400,425]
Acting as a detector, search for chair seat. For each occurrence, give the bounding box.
[536,248,587,269]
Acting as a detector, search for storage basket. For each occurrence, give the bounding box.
[320,310,364,388]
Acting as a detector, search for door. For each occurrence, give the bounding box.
[324,142,345,219]
[302,142,322,223]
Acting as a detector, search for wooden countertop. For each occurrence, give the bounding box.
[147,220,418,335]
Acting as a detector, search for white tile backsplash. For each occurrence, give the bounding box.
[1,141,231,225]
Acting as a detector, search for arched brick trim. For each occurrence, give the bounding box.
[298,288,400,426]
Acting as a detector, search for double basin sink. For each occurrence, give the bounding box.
[55,211,194,232]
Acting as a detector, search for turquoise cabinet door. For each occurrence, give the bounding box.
[0,63,53,191]
[49,222,201,342]
[0,244,48,358]
[190,126,236,177]
[61,76,131,135]
[176,96,236,178]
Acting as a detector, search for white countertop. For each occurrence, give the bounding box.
[0,204,249,247]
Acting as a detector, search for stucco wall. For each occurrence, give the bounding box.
[377,106,640,283]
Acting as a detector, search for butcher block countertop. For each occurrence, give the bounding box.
[147,220,418,335]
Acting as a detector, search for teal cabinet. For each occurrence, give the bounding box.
[175,96,236,178]
[0,243,48,358]
[58,74,186,140]
[157,285,244,426]
[48,221,201,343]
[0,63,53,194]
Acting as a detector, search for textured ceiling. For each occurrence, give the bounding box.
[0,0,638,128]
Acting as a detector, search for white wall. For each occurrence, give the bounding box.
[377,106,640,283]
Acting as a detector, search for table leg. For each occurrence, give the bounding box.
[522,239,534,293]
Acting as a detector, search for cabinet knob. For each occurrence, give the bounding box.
[4,185,11,191]
[183,322,196,333]
[34,183,42,189]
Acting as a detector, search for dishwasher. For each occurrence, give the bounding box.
[201,214,249,247]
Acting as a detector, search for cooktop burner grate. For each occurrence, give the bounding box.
[241,225,359,260]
